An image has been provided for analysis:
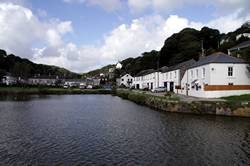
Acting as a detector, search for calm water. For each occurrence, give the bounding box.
[0,95,249,166]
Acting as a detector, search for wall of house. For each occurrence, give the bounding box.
[133,76,143,89]
[180,63,250,98]
[159,69,180,92]
[133,72,160,90]
[120,74,133,88]
[141,72,159,90]
[209,63,250,85]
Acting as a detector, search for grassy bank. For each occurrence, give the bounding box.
[222,94,250,102]
[0,87,111,95]
[115,89,250,118]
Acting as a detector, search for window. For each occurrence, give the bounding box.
[166,73,168,79]
[228,83,234,85]
[196,69,198,78]
[175,71,177,78]
[228,67,233,77]
[191,70,193,78]
[202,68,205,78]
[170,72,172,79]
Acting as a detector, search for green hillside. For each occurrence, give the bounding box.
[85,22,250,77]
[0,50,80,79]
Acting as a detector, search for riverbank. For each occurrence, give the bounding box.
[0,87,111,95]
[115,89,250,118]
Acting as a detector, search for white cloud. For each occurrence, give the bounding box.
[128,0,250,15]
[63,0,122,11]
[1,2,250,73]
[207,9,250,33]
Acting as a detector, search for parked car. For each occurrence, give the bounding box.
[63,84,69,89]
[87,85,93,89]
[151,87,167,93]
[79,83,86,89]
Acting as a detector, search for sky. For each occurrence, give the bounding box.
[0,0,250,73]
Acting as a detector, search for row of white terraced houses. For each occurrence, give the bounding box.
[120,52,250,98]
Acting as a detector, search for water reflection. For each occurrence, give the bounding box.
[0,95,249,165]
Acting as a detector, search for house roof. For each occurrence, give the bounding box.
[161,59,196,73]
[120,73,132,78]
[188,52,246,69]
[229,40,250,50]
[135,69,156,77]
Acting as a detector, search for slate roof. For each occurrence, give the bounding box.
[135,69,156,77]
[188,52,246,69]
[159,59,195,80]
[161,59,196,73]
[229,40,250,50]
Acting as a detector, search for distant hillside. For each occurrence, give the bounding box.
[0,49,80,79]
[82,64,115,78]
[85,22,250,77]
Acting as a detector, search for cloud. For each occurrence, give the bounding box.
[33,14,204,72]
[63,0,122,11]
[207,9,250,33]
[128,0,250,15]
[1,2,249,73]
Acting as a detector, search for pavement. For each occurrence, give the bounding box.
[131,89,225,103]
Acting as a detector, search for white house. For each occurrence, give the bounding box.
[29,76,58,86]
[236,33,250,41]
[228,40,250,56]
[2,75,17,85]
[133,69,159,90]
[119,74,133,88]
[179,52,250,98]
[159,60,195,93]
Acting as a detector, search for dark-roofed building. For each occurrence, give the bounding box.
[133,69,158,90]
[179,52,250,98]
[159,59,195,92]
[228,40,250,56]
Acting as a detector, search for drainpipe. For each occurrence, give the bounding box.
[186,69,189,96]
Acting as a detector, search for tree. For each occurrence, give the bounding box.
[12,62,32,79]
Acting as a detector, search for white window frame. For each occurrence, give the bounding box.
[202,68,205,78]
[228,66,233,77]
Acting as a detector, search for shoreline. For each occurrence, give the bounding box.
[1,87,250,118]
[115,89,250,118]
[0,87,112,95]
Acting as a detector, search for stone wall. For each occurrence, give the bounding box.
[115,89,250,118]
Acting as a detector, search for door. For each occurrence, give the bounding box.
[136,84,140,89]
[151,83,153,90]
[164,82,167,88]
[170,82,174,92]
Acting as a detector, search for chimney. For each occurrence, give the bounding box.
[199,40,205,60]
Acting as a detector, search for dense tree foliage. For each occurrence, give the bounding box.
[0,50,80,79]
[117,24,250,76]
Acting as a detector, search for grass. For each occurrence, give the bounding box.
[222,94,250,102]
[0,87,111,95]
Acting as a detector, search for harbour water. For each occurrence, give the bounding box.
[0,95,249,165]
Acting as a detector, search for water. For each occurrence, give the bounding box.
[0,95,249,165]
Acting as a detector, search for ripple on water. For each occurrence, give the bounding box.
[0,95,249,165]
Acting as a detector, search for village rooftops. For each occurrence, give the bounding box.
[188,52,246,69]
[228,40,250,51]
[135,69,156,77]
[161,59,196,73]
[29,75,59,79]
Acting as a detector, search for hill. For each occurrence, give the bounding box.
[85,22,250,77]
[0,50,80,79]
